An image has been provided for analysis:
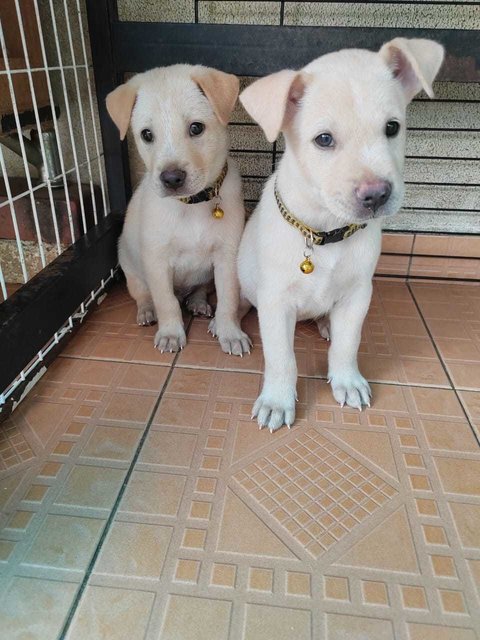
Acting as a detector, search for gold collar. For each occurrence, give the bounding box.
[274,182,367,273]
[177,162,228,219]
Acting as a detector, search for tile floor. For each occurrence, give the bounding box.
[0,279,479,639]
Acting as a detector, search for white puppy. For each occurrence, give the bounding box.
[106,65,251,355]
[238,38,444,430]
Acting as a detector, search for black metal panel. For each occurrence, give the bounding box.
[114,22,479,82]
[0,214,123,394]
[86,0,131,212]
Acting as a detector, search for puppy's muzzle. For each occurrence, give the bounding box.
[160,168,187,190]
[355,180,392,213]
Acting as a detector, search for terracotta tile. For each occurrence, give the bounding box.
[23,514,105,571]
[176,282,449,388]
[410,256,480,280]
[286,571,311,597]
[0,540,15,562]
[382,232,414,255]
[435,458,480,496]
[67,586,155,640]
[119,471,186,516]
[431,555,457,577]
[448,503,480,549]
[95,522,172,578]
[326,614,394,639]
[81,426,141,462]
[153,397,207,429]
[402,585,428,610]
[5,510,34,532]
[0,471,26,509]
[4,281,480,638]
[54,465,126,510]
[63,286,174,367]
[211,563,236,588]
[161,595,231,640]
[421,419,478,452]
[0,577,77,639]
[414,234,480,258]
[244,604,311,640]
[412,283,480,390]
[139,431,197,468]
[175,558,201,583]
[362,580,389,605]
[408,624,476,640]
[439,589,467,614]
[375,253,410,276]
[324,575,350,600]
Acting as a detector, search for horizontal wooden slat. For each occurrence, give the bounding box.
[283,2,480,30]
[407,101,480,129]
[385,209,480,233]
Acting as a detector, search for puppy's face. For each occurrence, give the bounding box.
[240,39,444,225]
[132,73,228,197]
[290,51,407,224]
[107,65,239,198]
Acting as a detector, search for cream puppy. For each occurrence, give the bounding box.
[238,38,444,430]
[106,65,251,355]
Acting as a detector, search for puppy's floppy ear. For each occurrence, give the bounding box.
[379,38,445,102]
[240,70,306,142]
[106,82,137,140]
[192,68,240,126]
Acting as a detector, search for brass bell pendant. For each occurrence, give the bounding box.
[212,204,224,219]
[300,257,314,274]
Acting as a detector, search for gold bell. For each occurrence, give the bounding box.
[300,257,314,274]
[212,204,224,219]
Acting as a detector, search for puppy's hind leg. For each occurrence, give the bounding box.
[186,284,213,317]
[238,295,252,321]
[125,272,157,326]
[316,315,330,341]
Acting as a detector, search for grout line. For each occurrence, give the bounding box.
[58,317,194,638]
[407,282,480,448]
[406,233,416,278]
[172,361,453,392]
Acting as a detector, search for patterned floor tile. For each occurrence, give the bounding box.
[2,281,480,640]
[0,357,167,610]
[411,283,480,391]
[0,577,77,639]
[61,284,175,366]
[69,370,479,640]
[177,281,450,387]
[65,586,155,640]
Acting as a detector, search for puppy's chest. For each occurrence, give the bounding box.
[287,245,365,316]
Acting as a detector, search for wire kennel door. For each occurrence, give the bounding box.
[0,1,123,417]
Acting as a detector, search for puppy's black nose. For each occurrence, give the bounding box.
[355,180,392,212]
[160,169,186,190]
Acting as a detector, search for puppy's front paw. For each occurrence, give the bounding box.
[252,385,296,432]
[208,318,252,357]
[137,305,157,326]
[154,323,186,353]
[329,369,371,410]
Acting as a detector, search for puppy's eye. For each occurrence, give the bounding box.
[141,129,154,143]
[189,122,205,137]
[385,120,400,138]
[314,133,334,148]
